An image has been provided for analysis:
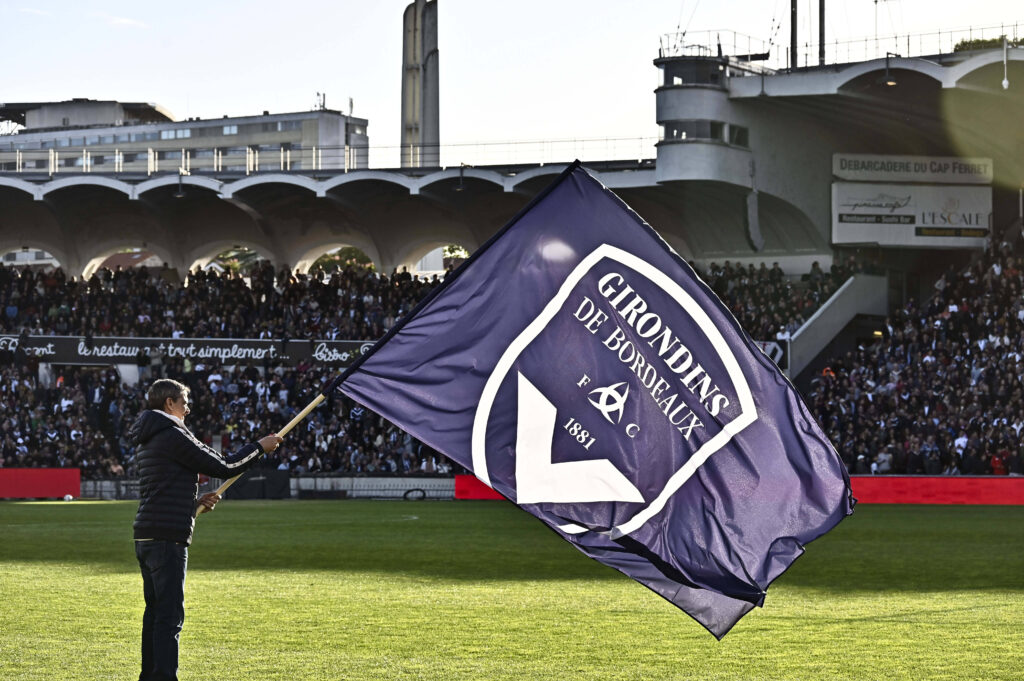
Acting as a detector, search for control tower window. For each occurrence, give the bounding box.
[661,120,726,142]
[662,60,723,87]
[728,125,749,148]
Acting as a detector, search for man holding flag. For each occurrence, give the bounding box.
[131,378,283,680]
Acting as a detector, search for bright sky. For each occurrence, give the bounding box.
[2,0,1020,158]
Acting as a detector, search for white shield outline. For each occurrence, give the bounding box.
[471,244,758,538]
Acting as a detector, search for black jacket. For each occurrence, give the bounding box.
[131,410,263,545]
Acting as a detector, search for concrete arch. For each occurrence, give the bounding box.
[391,235,478,273]
[40,175,133,198]
[950,48,1024,85]
[0,177,43,200]
[221,173,320,199]
[834,56,945,92]
[507,165,569,192]
[507,164,607,192]
[317,171,417,196]
[81,241,178,280]
[291,239,384,274]
[416,168,506,193]
[135,174,223,198]
[184,240,277,273]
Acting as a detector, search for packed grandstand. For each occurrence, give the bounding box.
[2,236,1021,480]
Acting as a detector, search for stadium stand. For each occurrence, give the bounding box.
[0,360,456,480]
[696,255,869,342]
[0,261,440,340]
[807,237,1024,477]
[2,254,1018,479]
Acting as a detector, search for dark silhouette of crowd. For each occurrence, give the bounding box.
[694,256,868,342]
[808,239,1024,477]
[0,360,457,480]
[1,261,439,340]
[11,250,1019,480]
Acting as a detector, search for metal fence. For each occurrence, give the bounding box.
[659,23,1023,71]
[0,137,659,177]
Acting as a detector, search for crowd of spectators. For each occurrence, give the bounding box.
[0,359,458,480]
[695,256,868,342]
[12,249,1015,481]
[1,257,862,344]
[808,239,1024,476]
[1,261,440,341]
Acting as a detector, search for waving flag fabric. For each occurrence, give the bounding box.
[338,163,854,638]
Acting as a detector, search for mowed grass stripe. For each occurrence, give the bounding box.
[1,501,1021,680]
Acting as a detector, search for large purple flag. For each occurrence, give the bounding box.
[338,163,854,638]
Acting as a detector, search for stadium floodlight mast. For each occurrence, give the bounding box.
[1003,35,1010,90]
[195,375,344,516]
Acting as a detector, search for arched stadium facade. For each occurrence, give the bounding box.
[0,46,1021,282]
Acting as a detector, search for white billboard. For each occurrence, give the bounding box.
[833,154,993,185]
[832,182,991,248]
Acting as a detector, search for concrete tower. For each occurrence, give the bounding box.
[400,0,439,168]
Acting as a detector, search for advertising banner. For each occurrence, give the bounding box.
[0,334,373,368]
[831,182,991,248]
[832,154,993,184]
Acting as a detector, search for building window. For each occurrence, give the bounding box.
[176,129,191,139]
[660,120,726,142]
[728,125,749,148]
[661,60,724,87]
[223,125,238,135]
[161,130,175,140]
[86,135,100,145]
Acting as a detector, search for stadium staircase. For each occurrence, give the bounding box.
[786,274,887,378]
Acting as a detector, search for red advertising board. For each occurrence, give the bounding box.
[850,476,1024,505]
[0,469,81,499]
[456,474,1024,504]
[454,475,505,500]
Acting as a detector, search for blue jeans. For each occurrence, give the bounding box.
[136,540,188,681]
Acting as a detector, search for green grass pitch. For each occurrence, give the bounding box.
[1,500,1021,680]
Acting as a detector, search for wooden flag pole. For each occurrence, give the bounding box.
[195,392,327,516]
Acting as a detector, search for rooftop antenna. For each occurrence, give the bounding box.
[873,0,892,48]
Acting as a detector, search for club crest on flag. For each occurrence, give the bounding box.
[472,244,758,536]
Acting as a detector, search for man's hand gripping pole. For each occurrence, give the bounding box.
[195,377,342,516]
